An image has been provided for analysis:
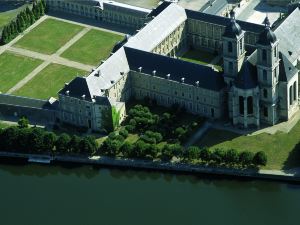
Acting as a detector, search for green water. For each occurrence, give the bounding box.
[0,163,299,225]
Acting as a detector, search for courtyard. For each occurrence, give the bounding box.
[0,15,125,100]
[0,1,28,28]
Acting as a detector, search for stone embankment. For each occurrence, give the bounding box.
[0,151,299,182]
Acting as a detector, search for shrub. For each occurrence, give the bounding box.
[18,117,29,128]
[253,151,267,166]
[120,142,133,157]
[125,125,135,133]
[187,146,200,160]
[225,149,239,164]
[119,129,129,138]
[239,151,254,165]
[199,147,211,162]
[212,148,226,163]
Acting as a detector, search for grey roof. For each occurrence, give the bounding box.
[67,0,102,6]
[274,7,300,64]
[186,9,265,34]
[257,27,277,46]
[103,1,150,16]
[58,77,93,101]
[235,53,258,90]
[124,47,225,91]
[279,52,298,82]
[223,19,243,39]
[202,0,228,15]
[125,3,187,52]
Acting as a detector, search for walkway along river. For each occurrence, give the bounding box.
[0,161,300,225]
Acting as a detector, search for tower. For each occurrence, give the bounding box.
[222,10,246,86]
[256,16,280,125]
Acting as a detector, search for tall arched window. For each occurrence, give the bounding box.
[247,97,253,114]
[228,41,233,53]
[262,49,267,61]
[263,89,268,98]
[294,81,297,101]
[239,96,244,115]
[289,86,293,105]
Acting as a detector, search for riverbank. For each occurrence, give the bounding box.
[0,151,299,183]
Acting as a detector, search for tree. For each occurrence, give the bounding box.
[187,146,200,161]
[18,117,29,128]
[199,147,211,162]
[16,128,31,152]
[0,126,19,151]
[225,149,239,164]
[79,137,96,154]
[145,144,160,159]
[28,128,44,153]
[120,142,133,157]
[42,132,57,152]
[69,135,81,153]
[119,128,128,138]
[55,133,71,153]
[212,148,226,164]
[253,151,267,166]
[161,144,173,161]
[1,26,9,44]
[239,151,254,166]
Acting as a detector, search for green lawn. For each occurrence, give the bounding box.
[0,4,29,28]
[0,52,42,93]
[197,122,300,170]
[13,63,87,99]
[14,18,83,54]
[180,49,216,65]
[61,29,123,66]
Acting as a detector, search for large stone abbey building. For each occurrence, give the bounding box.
[52,1,300,132]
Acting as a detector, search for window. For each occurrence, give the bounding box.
[263,70,267,81]
[228,41,233,53]
[262,49,267,61]
[247,97,253,114]
[264,107,268,117]
[274,47,277,57]
[294,81,297,101]
[240,41,243,52]
[211,108,215,118]
[263,89,268,98]
[239,96,244,115]
[229,62,233,72]
[290,86,293,105]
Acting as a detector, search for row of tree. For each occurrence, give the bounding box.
[99,130,267,167]
[1,0,46,45]
[0,118,97,155]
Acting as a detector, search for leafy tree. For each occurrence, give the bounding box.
[18,117,29,128]
[101,138,122,156]
[28,128,44,153]
[212,148,226,163]
[145,144,160,159]
[225,149,239,164]
[120,142,133,157]
[16,128,31,152]
[69,135,81,153]
[42,132,57,152]
[79,136,96,154]
[133,140,148,158]
[0,126,19,151]
[187,146,200,160]
[161,144,173,161]
[253,151,267,166]
[199,147,211,162]
[239,151,254,166]
[119,128,128,138]
[55,133,71,153]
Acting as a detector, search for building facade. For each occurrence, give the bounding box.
[55,2,299,132]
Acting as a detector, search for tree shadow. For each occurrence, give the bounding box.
[0,1,26,13]
[282,142,300,173]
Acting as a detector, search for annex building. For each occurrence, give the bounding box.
[47,1,300,131]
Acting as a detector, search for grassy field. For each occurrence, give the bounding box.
[14,18,83,54]
[0,52,42,93]
[0,4,29,28]
[61,29,123,66]
[180,49,216,65]
[13,63,87,99]
[197,122,300,170]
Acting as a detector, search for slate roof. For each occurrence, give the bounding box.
[125,3,187,52]
[58,77,93,101]
[257,27,277,46]
[147,1,171,18]
[124,46,225,91]
[186,9,265,34]
[223,19,243,39]
[274,7,300,64]
[279,52,298,82]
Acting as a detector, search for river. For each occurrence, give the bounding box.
[0,162,299,225]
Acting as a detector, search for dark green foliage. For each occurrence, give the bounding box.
[239,151,254,165]
[69,135,81,154]
[186,146,200,160]
[199,147,211,162]
[1,1,46,45]
[140,131,163,144]
[42,131,57,152]
[119,128,128,138]
[55,133,71,153]
[120,142,133,157]
[79,136,97,154]
[253,151,267,166]
[212,148,226,163]
[101,138,122,156]
[225,149,239,164]
[18,117,29,128]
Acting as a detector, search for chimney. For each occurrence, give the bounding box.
[82,94,86,100]
[181,77,185,83]
[120,71,124,75]
[166,74,170,79]
[152,70,156,76]
[138,67,142,72]
[111,80,115,84]
[65,90,70,95]
[195,81,199,87]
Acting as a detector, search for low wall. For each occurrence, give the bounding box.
[0,94,58,124]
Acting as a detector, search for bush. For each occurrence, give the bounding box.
[125,125,135,133]
[253,151,267,166]
[225,149,239,164]
[119,129,129,138]
[186,146,200,160]
[212,148,226,163]
[239,151,254,165]
[199,147,211,162]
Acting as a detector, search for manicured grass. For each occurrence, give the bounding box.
[61,29,123,66]
[197,121,300,170]
[13,63,87,99]
[14,18,83,54]
[180,49,216,65]
[0,122,11,129]
[0,52,42,93]
[0,4,29,28]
